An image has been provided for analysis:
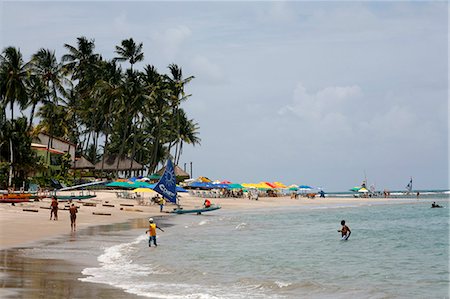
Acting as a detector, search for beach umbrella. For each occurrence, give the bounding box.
[273,182,287,188]
[133,188,156,193]
[350,186,361,192]
[358,188,369,193]
[228,183,244,189]
[264,182,277,189]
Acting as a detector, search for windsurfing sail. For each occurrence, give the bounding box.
[153,159,178,204]
[406,177,413,193]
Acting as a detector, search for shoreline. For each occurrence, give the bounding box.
[0,191,444,250]
[0,192,447,299]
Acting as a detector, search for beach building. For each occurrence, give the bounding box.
[156,164,190,183]
[34,132,76,165]
[30,133,77,177]
[94,155,144,178]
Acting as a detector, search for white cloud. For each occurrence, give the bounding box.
[279,83,362,123]
[189,55,226,85]
[150,25,192,60]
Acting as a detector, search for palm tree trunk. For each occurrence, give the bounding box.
[28,103,37,131]
[116,119,129,176]
[8,138,13,187]
[101,131,109,176]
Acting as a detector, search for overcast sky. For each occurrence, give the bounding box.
[1,1,448,191]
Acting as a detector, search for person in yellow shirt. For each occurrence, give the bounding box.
[145,218,164,247]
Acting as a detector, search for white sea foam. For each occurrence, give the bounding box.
[198,220,208,226]
[235,222,247,230]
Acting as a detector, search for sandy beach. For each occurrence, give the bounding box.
[0,191,444,299]
[0,191,423,250]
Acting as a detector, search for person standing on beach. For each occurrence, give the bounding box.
[50,196,58,220]
[69,203,78,231]
[159,197,166,212]
[145,218,164,247]
[338,220,351,240]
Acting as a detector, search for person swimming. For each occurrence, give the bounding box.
[338,220,351,240]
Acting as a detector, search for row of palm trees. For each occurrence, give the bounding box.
[0,37,201,187]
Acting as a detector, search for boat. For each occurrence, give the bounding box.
[171,205,221,215]
[153,159,221,215]
[55,194,97,201]
[0,193,33,203]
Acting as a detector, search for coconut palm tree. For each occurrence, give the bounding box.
[113,38,144,72]
[174,109,201,165]
[31,48,67,103]
[166,63,194,159]
[25,74,47,130]
[0,46,29,120]
[0,47,30,186]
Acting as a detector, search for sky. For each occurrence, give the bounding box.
[0,1,448,191]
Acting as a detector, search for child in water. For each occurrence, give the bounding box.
[338,220,351,240]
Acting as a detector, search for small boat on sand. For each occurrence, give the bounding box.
[171,205,221,215]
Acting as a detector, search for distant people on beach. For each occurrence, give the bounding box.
[416,192,420,199]
[145,218,164,247]
[204,199,211,208]
[338,220,351,240]
[69,203,78,231]
[319,190,325,198]
[50,196,58,220]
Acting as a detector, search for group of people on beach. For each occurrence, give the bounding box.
[49,196,78,231]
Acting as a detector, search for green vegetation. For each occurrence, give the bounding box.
[0,37,201,189]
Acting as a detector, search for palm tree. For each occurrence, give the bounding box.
[31,48,67,103]
[0,47,29,186]
[0,47,29,120]
[25,74,47,130]
[166,63,194,159]
[174,109,201,165]
[113,38,144,72]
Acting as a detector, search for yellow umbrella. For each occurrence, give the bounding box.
[133,188,156,193]
[273,182,287,188]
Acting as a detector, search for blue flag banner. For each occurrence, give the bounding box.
[153,159,177,204]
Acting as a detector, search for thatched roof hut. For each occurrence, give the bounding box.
[95,155,143,171]
[157,164,190,180]
[72,156,95,169]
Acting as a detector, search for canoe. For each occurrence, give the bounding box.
[171,205,221,214]
[0,193,32,203]
[56,195,97,201]
[1,193,31,199]
[0,198,33,203]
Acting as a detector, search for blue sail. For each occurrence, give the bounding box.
[153,159,178,204]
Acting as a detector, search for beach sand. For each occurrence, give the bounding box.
[0,191,428,298]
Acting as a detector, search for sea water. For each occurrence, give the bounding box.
[80,200,449,298]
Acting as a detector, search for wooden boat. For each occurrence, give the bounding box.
[0,193,32,203]
[171,205,221,215]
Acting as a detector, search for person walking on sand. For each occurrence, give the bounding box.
[159,197,166,212]
[145,218,164,247]
[338,220,351,240]
[50,196,58,220]
[69,203,78,231]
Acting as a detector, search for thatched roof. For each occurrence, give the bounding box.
[72,156,95,169]
[157,164,190,178]
[95,155,143,171]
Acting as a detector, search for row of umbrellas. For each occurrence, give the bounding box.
[183,179,315,191]
[106,176,316,193]
[105,180,188,192]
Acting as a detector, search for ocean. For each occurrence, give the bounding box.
[74,199,449,299]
